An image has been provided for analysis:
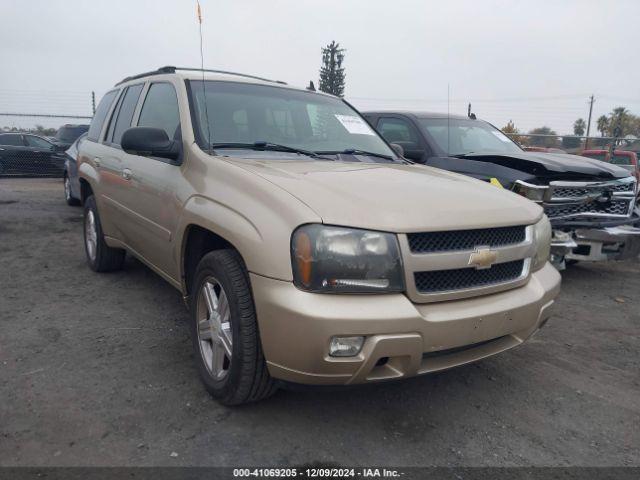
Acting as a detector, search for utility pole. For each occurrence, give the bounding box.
[584,94,594,149]
[91,91,96,115]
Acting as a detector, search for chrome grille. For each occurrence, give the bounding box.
[414,260,525,294]
[552,187,589,198]
[545,199,631,219]
[552,181,634,199]
[407,226,526,254]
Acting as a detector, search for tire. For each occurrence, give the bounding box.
[64,174,81,206]
[189,249,276,405]
[83,195,125,272]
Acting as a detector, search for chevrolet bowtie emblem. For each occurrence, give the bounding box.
[468,247,497,269]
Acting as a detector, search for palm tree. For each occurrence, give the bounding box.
[596,115,609,137]
[609,107,630,138]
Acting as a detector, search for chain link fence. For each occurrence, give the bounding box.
[0,147,67,177]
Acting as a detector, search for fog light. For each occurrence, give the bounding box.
[329,336,365,357]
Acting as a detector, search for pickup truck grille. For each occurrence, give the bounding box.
[553,182,634,198]
[407,226,526,253]
[414,260,525,294]
[515,177,637,222]
[545,199,631,219]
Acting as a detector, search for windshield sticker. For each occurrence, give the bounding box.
[492,131,513,143]
[334,115,376,135]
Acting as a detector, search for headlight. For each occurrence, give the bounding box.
[532,215,551,271]
[514,181,547,202]
[291,224,404,293]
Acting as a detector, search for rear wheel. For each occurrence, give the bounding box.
[189,250,276,405]
[64,174,80,206]
[83,195,125,272]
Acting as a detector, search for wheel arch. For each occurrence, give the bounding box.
[180,224,247,298]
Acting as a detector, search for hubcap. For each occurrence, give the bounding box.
[85,210,98,261]
[64,177,71,201]
[196,277,233,380]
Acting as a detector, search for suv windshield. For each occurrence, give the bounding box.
[188,81,396,161]
[419,118,523,156]
[55,125,89,143]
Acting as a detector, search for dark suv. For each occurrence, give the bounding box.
[53,124,90,150]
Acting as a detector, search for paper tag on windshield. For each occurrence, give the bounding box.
[492,131,513,143]
[334,114,376,135]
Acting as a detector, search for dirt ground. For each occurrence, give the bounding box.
[0,178,639,467]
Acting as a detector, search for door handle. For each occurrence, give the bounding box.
[122,168,132,180]
[94,157,101,167]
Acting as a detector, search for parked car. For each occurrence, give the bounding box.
[581,149,639,181]
[77,67,559,405]
[52,124,90,150]
[0,132,67,176]
[63,132,87,205]
[363,111,640,267]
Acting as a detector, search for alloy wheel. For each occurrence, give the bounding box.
[196,277,233,380]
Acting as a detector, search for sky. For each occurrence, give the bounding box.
[1,0,639,134]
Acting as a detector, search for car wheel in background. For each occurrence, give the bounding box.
[83,195,125,272]
[189,249,276,405]
[64,174,80,206]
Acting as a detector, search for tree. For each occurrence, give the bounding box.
[319,41,346,97]
[501,120,525,145]
[528,126,558,148]
[573,118,586,136]
[609,106,632,138]
[596,115,609,137]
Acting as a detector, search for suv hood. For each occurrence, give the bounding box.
[460,151,630,182]
[229,158,542,232]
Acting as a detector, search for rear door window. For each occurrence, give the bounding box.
[87,90,118,141]
[108,84,144,145]
[137,83,181,140]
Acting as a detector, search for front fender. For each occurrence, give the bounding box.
[175,192,320,292]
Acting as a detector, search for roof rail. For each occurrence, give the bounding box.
[116,66,287,86]
[116,66,176,86]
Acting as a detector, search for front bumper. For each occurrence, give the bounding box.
[250,262,561,385]
[552,225,640,262]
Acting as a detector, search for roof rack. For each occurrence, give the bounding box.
[116,66,287,86]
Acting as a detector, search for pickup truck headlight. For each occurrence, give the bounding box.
[514,181,547,202]
[291,224,404,293]
[532,215,552,271]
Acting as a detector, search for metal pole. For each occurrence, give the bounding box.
[584,94,594,149]
[91,91,96,115]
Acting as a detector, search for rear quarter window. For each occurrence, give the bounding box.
[87,90,118,141]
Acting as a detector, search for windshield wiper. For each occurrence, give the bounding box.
[210,141,333,160]
[315,148,396,161]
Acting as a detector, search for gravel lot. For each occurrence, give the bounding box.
[1,178,639,467]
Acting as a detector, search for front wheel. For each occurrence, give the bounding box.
[83,195,125,272]
[190,250,276,405]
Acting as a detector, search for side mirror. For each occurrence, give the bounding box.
[121,127,180,161]
[390,143,404,158]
